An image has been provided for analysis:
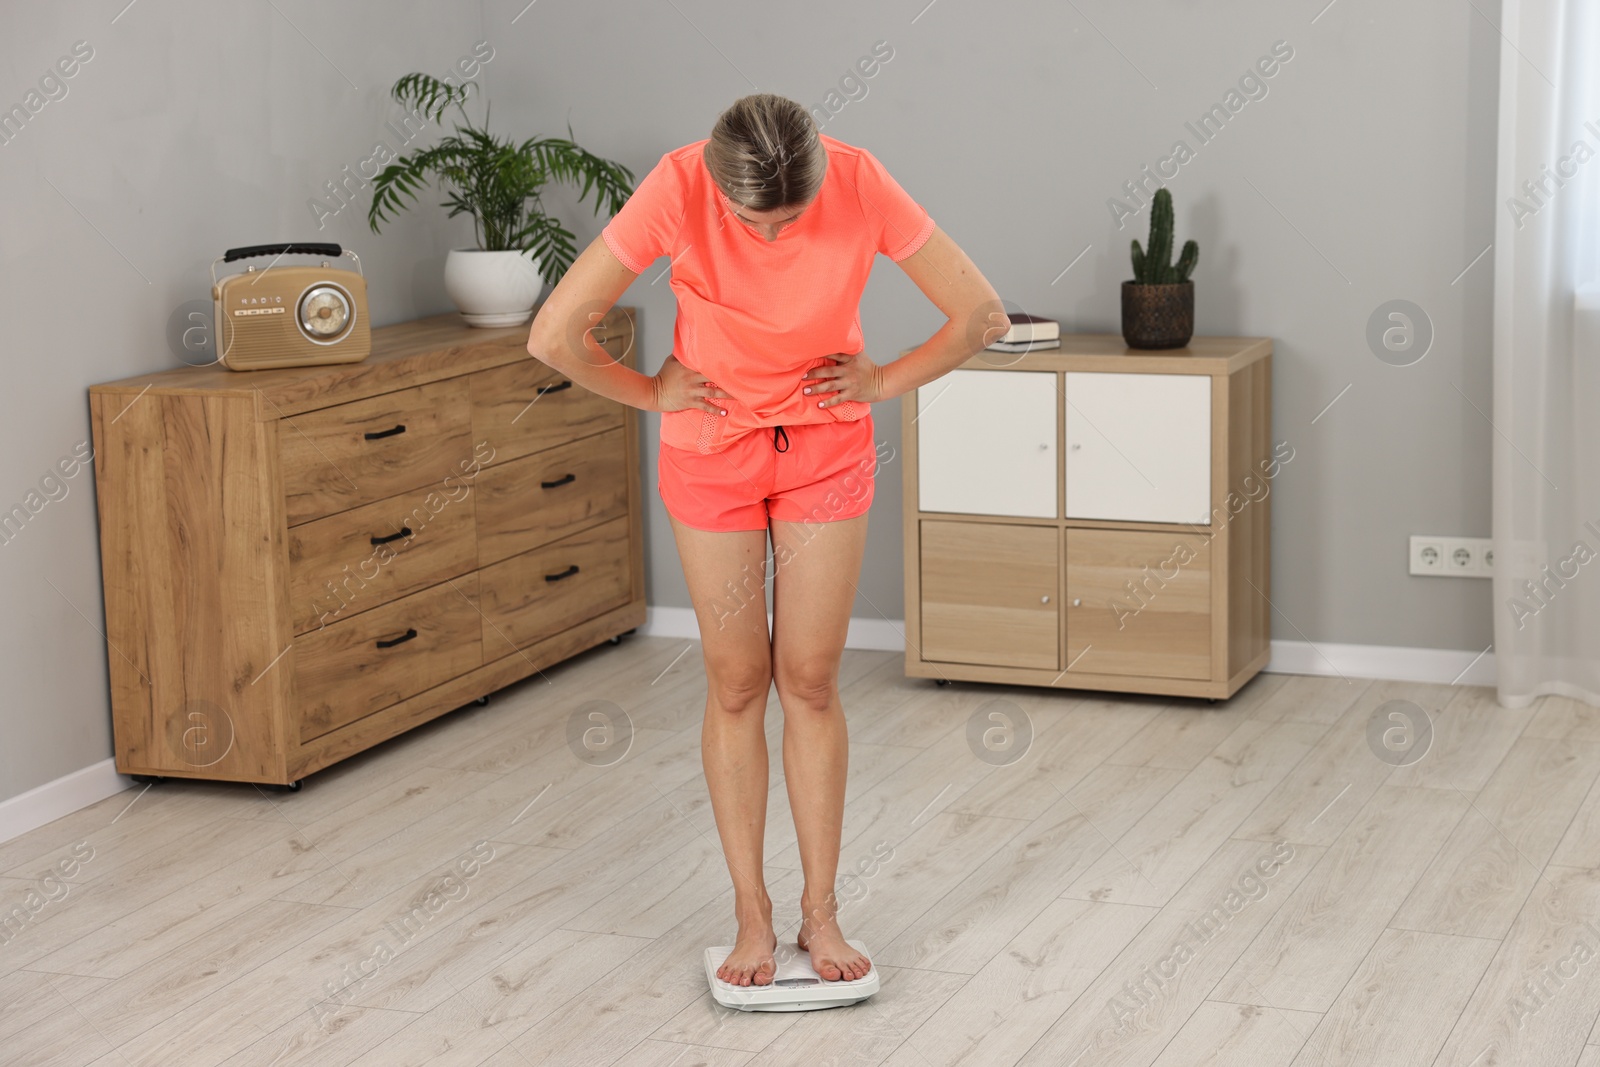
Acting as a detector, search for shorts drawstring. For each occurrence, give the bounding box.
[772,425,790,452]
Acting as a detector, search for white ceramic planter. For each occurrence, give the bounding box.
[443,248,544,327]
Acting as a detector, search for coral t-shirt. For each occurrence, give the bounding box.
[601,133,935,454]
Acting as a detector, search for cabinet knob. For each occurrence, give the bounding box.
[1039,443,1049,450]
[1041,595,1050,604]
[1072,597,1082,607]
[1070,443,1081,452]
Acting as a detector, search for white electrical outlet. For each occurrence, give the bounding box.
[1410,536,1444,575]
[1411,535,1492,578]
[1463,537,1494,576]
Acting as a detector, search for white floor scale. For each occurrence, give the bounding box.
[704,940,880,1011]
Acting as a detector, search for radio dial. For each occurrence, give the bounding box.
[299,286,352,340]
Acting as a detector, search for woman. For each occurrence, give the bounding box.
[525,94,1007,988]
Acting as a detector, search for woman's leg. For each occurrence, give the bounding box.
[666,513,780,987]
[769,512,874,982]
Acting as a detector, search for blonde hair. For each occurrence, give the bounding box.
[703,93,827,211]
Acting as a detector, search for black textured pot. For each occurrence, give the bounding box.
[1121,281,1194,349]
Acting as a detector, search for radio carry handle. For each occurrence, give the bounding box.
[211,243,363,286]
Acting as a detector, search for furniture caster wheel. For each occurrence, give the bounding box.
[274,780,302,793]
[608,635,622,645]
[475,695,489,705]
[934,678,951,687]
[130,774,166,785]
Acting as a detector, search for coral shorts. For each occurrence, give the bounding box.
[658,414,879,533]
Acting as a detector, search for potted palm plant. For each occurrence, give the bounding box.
[1123,187,1198,349]
[367,73,635,326]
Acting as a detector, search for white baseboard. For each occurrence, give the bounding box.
[639,608,1498,687]
[0,616,1496,846]
[1264,638,1496,687]
[0,758,132,846]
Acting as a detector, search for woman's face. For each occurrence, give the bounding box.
[719,190,813,242]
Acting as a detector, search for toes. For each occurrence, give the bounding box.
[840,956,870,980]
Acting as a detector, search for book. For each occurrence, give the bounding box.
[993,313,1060,345]
[985,337,1062,353]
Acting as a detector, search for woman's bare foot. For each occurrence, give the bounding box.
[715,905,778,987]
[796,889,872,982]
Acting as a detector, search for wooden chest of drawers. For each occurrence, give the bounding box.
[88,308,646,786]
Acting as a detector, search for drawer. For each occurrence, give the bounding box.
[280,376,475,526]
[476,426,629,567]
[295,573,484,743]
[479,514,633,661]
[917,369,1057,518]
[471,358,625,467]
[919,520,1058,669]
[1065,528,1211,680]
[1064,372,1211,524]
[287,479,479,634]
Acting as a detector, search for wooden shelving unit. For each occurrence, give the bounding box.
[901,335,1273,700]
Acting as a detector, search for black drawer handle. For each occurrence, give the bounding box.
[545,564,580,582]
[376,627,418,649]
[364,424,407,440]
[370,526,412,545]
[541,473,576,489]
[536,380,573,397]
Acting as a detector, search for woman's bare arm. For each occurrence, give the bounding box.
[873,224,1010,401]
[524,236,663,411]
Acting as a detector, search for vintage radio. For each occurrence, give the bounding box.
[211,243,371,371]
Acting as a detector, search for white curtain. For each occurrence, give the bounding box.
[1492,0,1600,707]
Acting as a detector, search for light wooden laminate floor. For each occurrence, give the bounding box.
[4,635,1600,1066]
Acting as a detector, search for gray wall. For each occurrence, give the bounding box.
[0,0,1499,803]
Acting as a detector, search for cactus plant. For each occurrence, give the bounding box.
[1130,188,1198,284]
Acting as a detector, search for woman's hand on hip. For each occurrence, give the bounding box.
[802,351,885,408]
[652,354,729,415]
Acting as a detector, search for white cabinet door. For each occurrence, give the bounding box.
[917,369,1057,518]
[1064,372,1211,524]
